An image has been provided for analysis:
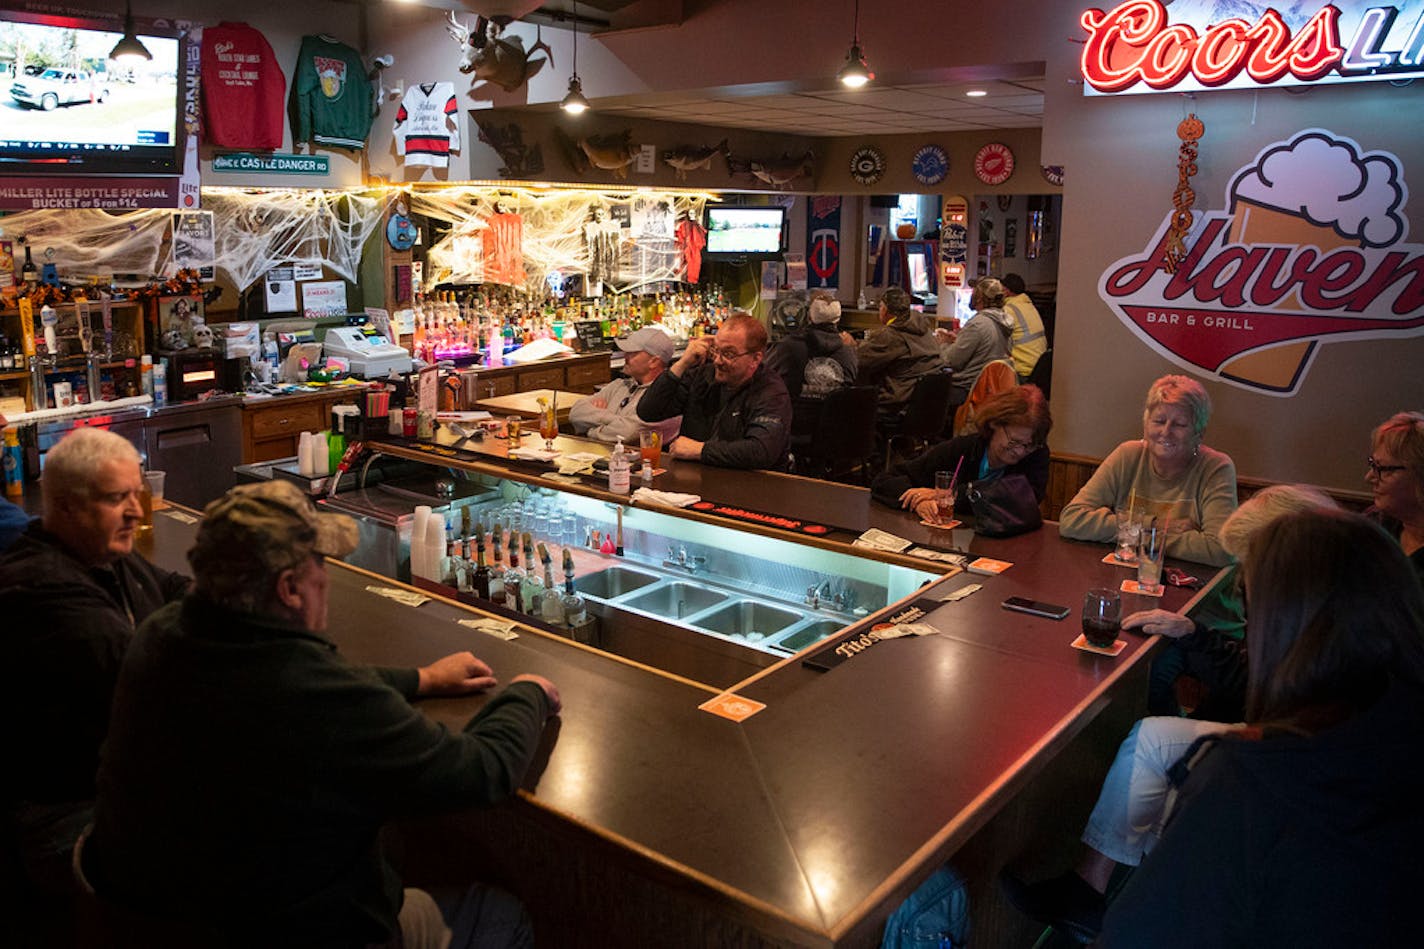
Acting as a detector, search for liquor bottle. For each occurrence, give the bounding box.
[561,549,597,644]
[502,532,524,612]
[538,543,564,626]
[444,513,465,590]
[520,533,544,615]
[471,522,492,599]
[19,243,38,285]
[488,523,506,603]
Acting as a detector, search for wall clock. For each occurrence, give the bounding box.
[850,147,886,186]
[973,143,1015,185]
[911,145,948,185]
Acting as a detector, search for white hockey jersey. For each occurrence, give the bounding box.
[393,82,460,168]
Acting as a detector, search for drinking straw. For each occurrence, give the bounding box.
[947,453,965,496]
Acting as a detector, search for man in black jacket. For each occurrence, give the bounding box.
[638,310,792,470]
[0,427,189,929]
[87,480,561,948]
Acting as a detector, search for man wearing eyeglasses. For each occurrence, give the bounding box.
[638,311,792,469]
[568,326,682,445]
[0,427,190,935]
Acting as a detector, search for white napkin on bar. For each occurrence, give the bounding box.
[632,487,701,508]
[508,446,560,462]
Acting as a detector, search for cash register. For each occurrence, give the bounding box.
[323,326,413,379]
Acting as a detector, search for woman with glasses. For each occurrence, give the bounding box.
[872,385,1051,523]
[1365,410,1424,581]
[1060,375,1237,566]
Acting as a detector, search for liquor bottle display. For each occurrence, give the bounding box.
[520,532,543,615]
[561,548,596,644]
[503,532,524,612]
[471,522,492,600]
[538,543,563,626]
[488,524,506,603]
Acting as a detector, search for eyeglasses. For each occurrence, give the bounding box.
[1366,456,1407,477]
[1002,437,1038,453]
[711,347,752,362]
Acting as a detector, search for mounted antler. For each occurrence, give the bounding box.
[445,11,471,46]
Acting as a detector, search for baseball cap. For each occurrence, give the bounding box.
[193,480,359,577]
[616,326,675,365]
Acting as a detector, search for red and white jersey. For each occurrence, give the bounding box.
[393,83,460,168]
[201,22,286,149]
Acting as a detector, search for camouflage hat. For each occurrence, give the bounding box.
[194,480,359,577]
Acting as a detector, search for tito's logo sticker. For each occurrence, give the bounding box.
[1098,128,1423,395]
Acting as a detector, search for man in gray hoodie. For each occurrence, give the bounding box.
[938,277,1015,409]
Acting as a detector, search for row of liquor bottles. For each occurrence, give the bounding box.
[408,285,734,365]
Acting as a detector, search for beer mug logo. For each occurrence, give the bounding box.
[315,56,346,99]
[1099,128,1423,396]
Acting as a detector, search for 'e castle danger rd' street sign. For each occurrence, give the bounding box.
[211,153,330,175]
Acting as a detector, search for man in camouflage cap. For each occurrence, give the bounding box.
[87,480,560,948]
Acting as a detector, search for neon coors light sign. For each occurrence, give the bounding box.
[1080,0,1424,95]
[1097,129,1424,395]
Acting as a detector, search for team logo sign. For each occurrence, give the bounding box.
[315,56,347,99]
[1098,128,1423,395]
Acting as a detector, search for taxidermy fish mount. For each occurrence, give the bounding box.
[745,150,814,189]
[662,139,729,180]
[475,118,544,178]
[559,129,638,179]
[446,12,552,93]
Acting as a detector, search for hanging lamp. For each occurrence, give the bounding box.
[836,0,872,88]
[109,0,153,63]
[560,1,591,114]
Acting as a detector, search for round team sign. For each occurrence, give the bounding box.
[911,144,948,185]
[386,213,417,250]
[850,147,886,186]
[1041,164,1065,187]
[973,143,1015,185]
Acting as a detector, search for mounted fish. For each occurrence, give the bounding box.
[749,150,815,189]
[662,138,729,180]
[446,12,553,93]
[577,130,638,179]
[475,118,544,178]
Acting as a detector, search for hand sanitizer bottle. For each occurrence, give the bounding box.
[608,437,630,495]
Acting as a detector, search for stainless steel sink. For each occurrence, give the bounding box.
[775,619,846,653]
[620,581,727,620]
[694,600,802,640]
[575,566,660,600]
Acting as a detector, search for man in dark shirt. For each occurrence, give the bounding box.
[638,310,792,470]
[87,480,560,948]
[0,427,189,914]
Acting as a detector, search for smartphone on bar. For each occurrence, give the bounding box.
[1001,596,1071,620]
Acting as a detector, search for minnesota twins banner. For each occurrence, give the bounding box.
[1097,128,1423,396]
[807,196,841,289]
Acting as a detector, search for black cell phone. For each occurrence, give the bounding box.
[1001,596,1071,620]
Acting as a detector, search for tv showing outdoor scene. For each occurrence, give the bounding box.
[0,12,182,175]
[705,206,786,255]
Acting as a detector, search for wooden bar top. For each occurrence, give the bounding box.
[471,388,585,423]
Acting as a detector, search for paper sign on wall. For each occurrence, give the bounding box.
[302,280,349,318]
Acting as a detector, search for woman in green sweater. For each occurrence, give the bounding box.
[1060,375,1237,566]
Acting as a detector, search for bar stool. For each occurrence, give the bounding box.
[793,386,878,484]
[879,371,954,472]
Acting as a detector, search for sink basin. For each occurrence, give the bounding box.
[776,619,847,653]
[695,600,802,640]
[620,581,727,619]
[575,566,660,600]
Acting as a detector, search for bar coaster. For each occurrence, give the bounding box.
[919,518,962,529]
[967,556,1013,575]
[699,692,767,722]
[1102,552,1137,568]
[1121,579,1165,597]
[1072,634,1127,657]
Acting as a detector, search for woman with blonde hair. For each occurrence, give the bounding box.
[1060,375,1237,566]
[1366,410,1424,580]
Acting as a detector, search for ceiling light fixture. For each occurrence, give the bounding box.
[836,0,872,89]
[109,0,152,64]
[560,1,590,114]
[966,89,988,97]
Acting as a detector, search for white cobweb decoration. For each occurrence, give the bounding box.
[410,186,708,294]
[0,208,170,278]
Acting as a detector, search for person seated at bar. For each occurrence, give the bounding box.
[638,310,791,470]
[764,292,858,399]
[1059,374,1237,566]
[1001,273,1048,382]
[0,427,189,919]
[1001,485,1338,944]
[1365,410,1424,582]
[851,286,944,411]
[871,385,1051,523]
[85,480,561,948]
[568,326,682,446]
[1100,509,1424,947]
[935,277,1015,410]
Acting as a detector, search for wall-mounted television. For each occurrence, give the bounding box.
[0,10,184,176]
[705,206,786,255]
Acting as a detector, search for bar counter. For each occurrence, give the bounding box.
[139,438,1214,946]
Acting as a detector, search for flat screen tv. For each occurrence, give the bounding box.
[0,10,184,176]
[705,206,786,255]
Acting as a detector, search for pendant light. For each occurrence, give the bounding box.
[109,0,153,64]
[836,0,872,89]
[560,1,591,115]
